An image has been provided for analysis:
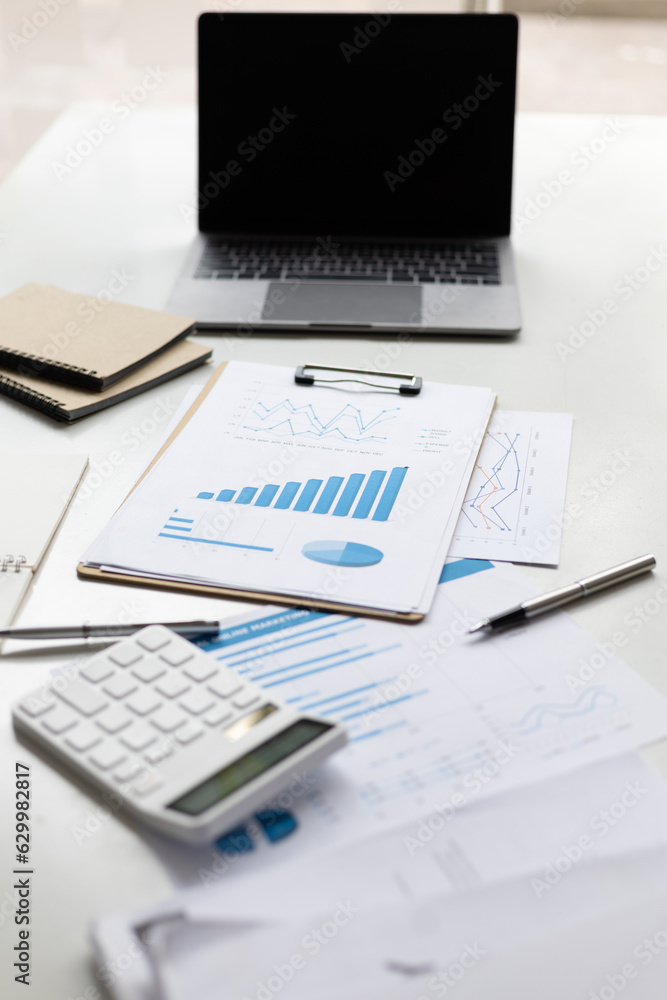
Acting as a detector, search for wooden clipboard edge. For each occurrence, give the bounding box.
[76,562,424,623]
[76,361,424,623]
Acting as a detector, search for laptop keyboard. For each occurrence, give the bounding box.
[194,239,501,285]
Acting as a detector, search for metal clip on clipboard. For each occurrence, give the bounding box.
[295,364,422,396]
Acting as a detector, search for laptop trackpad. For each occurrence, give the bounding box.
[264,282,421,326]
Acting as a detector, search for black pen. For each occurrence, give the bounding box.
[469,554,657,635]
[0,620,221,640]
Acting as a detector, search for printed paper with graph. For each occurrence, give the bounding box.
[449,410,573,566]
[189,559,667,855]
[81,362,495,616]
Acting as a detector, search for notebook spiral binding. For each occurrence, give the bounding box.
[0,346,93,377]
[2,554,27,572]
[0,373,66,420]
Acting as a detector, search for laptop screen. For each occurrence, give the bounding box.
[198,13,517,239]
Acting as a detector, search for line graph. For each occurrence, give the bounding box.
[459,430,523,534]
[513,686,618,737]
[449,411,573,566]
[241,395,400,443]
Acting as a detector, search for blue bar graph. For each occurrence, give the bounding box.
[255,485,280,507]
[332,474,365,516]
[236,487,258,504]
[372,466,408,521]
[194,466,407,520]
[294,479,323,512]
[275,482,301,509]
[352,470,386,519]
[314,477,344,514]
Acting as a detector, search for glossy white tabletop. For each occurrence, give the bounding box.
[1,104,666,999]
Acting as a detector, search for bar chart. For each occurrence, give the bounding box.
[195,466,408,522]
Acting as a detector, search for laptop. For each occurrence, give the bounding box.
[167,12,521,336]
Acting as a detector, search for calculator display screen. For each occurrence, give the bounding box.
[167,718,333,816]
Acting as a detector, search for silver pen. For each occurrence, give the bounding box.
[0,620,221,640]
[469,554,657,634]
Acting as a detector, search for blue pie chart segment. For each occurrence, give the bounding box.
[302,540,384,568]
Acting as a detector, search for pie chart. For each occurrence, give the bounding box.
[302,540,384,568]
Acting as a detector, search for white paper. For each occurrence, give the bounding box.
[81,361,495,615]
[183,560,667,856]
[448,410,573,566]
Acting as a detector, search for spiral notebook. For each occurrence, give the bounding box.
[0,338,212,422]
[0,284,196,391]
[0,453,88,631]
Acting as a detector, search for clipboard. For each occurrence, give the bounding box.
[77,363,426,622]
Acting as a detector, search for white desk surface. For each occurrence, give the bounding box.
[1,104,667,999]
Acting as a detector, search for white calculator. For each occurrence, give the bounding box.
[12,625,347,845]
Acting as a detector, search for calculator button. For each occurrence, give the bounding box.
[131,660,167,683]
[150,705,187,732]
[80,658,115,683]
[155,673,192,699]
[179,689,215,716]
[42,707,79,734]
[108,644,143,667]
[175,721,204,745]
[18,696,54,718]
[89,743,127,771]
[113,759,144,783]
[232,689,261,710]
[103,674,138,699]
[56,679,107,717]
[183,659,217,682]
[160,646,194,667]
[126,689,161,716]
[130,773,163,798]
[203,704,234,727]
[120,723,158,752]
[135,627,171,652]
[96,705,133,734]
[145,742,176,765]
[65,724,103,753]
[208,673,243,698]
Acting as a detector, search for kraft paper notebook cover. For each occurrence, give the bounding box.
[0,339,212,422]
[78,361,496,622]
[1,453,88,631]
[0,283,196,390]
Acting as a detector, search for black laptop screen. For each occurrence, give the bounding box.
[198,13,517,238]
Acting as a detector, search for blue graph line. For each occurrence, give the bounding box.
[250,644,368,681]
[261,644,401,686]
[222,623,363,666]
[158,533,273,552]
[460,432,521,532]
[514,685,617,736]
[351,721,408,743]
[244,398,400,442]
